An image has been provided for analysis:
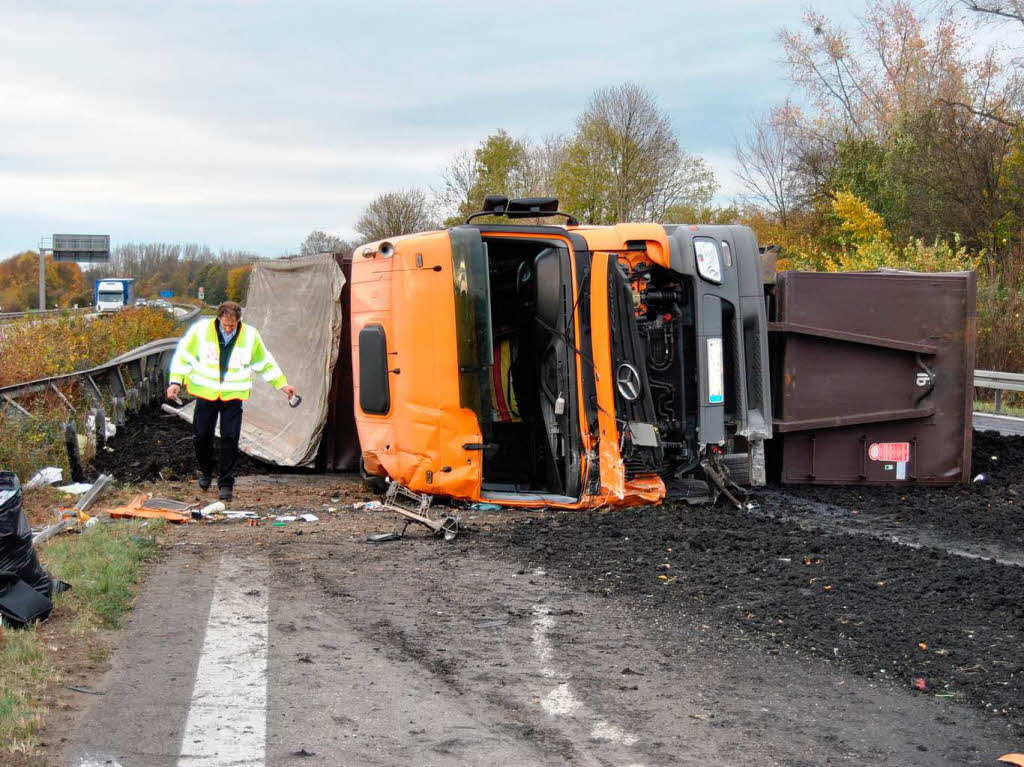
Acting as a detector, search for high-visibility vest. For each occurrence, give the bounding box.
[169,319,286,401]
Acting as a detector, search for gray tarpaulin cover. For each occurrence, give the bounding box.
[176,253,345,466]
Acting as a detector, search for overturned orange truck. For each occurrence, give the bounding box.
[350,196,773,509]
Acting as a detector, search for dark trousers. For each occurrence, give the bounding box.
[193,398,244,490]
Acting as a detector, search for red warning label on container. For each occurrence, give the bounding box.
[868,442,910,463]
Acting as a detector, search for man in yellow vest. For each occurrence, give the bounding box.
[166,301,296,502]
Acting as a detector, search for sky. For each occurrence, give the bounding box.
[0,0,1004,258]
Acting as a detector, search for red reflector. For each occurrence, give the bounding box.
[687,225,698,231]
[868,442,910,462]
[663,313,672,321]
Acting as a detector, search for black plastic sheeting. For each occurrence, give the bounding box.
[0,471,67,627]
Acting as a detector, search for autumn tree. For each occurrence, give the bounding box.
[772,1,1022,255]
[0,252,87,311]
[355,188,436,242]
[555,83,717,224]
[227,264,253,303]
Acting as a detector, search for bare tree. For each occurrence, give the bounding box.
[556,83,717,224]
[961,0,1024,24]
[434,149,477,224]
[734,105,803,227]
[300,230,347,256]
[355,188,436,243]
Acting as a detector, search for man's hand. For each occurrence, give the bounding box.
[282,385,297,399]
[166,383,182,401]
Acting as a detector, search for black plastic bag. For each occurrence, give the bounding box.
[0,471,57,598]
[0,570,52,627]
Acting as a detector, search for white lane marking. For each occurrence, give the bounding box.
[76,759,124,767]
[543,683,584,716]
[531,605,557,676]
[178,554,268,767]
[531,602,642,758]
[591,721,638,745]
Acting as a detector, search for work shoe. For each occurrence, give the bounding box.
[198,473,212,491]
[218,486,233,502]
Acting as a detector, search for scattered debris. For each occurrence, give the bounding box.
[469,502,502,511]
[912,677,929,691]
[374,482,461,541]
[108,494,189,524]
[299,513,319,523]
[65,685,106,695]
[199,501,226,517]
[56,482,94,495]
[23,467,63,489]
[223,510,259,519]
[366,532,402,543]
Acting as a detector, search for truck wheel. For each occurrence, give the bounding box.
[360,457,389,495]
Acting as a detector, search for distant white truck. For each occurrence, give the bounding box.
[94,278,136,312]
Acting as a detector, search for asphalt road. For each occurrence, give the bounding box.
[66,529,1017,767]
[974,411,1024,436]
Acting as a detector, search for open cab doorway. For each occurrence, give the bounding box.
[469,232,583,504]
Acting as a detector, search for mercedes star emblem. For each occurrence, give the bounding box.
[616,362,642,402]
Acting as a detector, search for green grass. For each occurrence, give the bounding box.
[0,628,53,759]
[42,521,163,630]
[974,399,1024,418]
[0,521,162,761]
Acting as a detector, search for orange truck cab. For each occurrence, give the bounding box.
[351,196,772,509]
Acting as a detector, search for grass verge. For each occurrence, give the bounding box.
[974,399,1024,418]
[0,521,162,764]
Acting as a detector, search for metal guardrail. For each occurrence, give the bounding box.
[0,307,92,321]
[974,369,1024,412]
[171,303,201,323]
[0,303,200,323]
[0,305,199,419]
[0,338,180,408]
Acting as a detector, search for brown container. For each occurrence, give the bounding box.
[769,270,976,485]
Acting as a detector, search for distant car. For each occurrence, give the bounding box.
[135,298,148,307]
[152,299,171,310]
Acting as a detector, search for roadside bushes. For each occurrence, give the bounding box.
[0,308,180,481]
[0,307,177,388]
[753,192,1024,376]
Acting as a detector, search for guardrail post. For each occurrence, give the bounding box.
[995,389,1002,413]
[63,421,85,483]
[94,408,107,451]
[113,396,126,426]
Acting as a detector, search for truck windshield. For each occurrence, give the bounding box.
[98,291,123,302]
